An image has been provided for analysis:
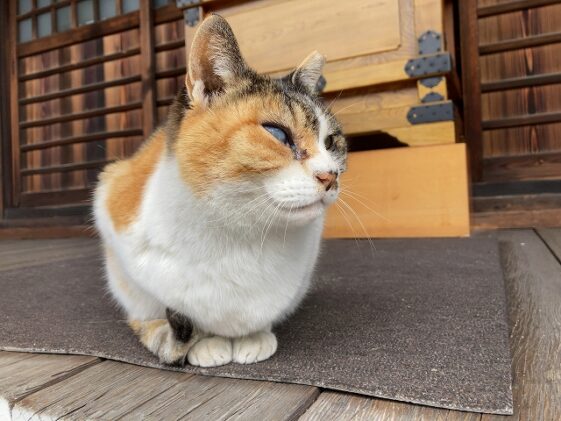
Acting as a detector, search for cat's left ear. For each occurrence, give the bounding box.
[290,51,326,95]
[186,14,249,107]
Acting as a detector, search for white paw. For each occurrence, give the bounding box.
[232,331,277,364]
[187,336,233,367]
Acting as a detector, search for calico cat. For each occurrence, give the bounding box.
[94,14,347,367]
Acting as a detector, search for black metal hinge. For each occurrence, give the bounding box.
[407,102,454,124]
[404,53,452,78]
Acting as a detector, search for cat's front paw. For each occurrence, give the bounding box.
[187,336,233,367]
[232,331,277,364]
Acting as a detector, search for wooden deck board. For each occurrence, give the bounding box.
[1,231,560,420]
[299,392,482,420]
[481,230,561,421]
[0,238,99,271]
[11,360,318,421]
[536,228,561,263]
[0,352,100,420]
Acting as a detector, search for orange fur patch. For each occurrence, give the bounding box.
[102,130,166,231]
[173,95,320,195]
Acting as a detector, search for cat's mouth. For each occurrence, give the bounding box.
[276,200,324,214]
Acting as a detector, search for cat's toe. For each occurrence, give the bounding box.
[187,336,233,367]
[232,331,277,364]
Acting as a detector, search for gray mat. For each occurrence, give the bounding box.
[0,238,513,414]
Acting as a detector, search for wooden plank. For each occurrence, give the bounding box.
[300,392,481,421]
[337,101,454,136]
[473,193,561,213]
[220,0,400,74]
[20,159,113,176]
[12,360,319,420]
[417,77,448,102]
[472,208,561,230]
[323,54,450,94]
[481,72,561,93]
[324,144,470,238]
[8,0,20,206]
[19,75,142,105]
[19,102,142,129]
[19,48,141,81]
[19,188,91,207]
[18,13,140,58]
[20,129,143,152]
[0,352,100,420]
[140,0,157,138]
[0,238,98,271]
[384,121,456,146]
[482,111,561,130]
[481,230,561,421]
[483,152,561,182]
[0,225,94,240]
[536,228,561,262]
[480,31,561,55]
[414,0,444,37]
[459,0,483,181]
[478,0,561,18]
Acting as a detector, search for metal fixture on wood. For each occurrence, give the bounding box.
[404,53,451,78]
[407,102,454,124]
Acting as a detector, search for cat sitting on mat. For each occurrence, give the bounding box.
[94,15,347,367]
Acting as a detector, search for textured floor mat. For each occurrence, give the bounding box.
[0,238,513,414]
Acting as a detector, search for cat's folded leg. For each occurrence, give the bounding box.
[129,318,194,365]
[232,329,278,364]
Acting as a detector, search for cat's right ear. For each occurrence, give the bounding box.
[186,15,248,107]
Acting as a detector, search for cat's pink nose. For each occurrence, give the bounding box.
[315,172,336,191]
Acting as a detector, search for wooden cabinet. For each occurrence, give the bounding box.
[179,0,469,237]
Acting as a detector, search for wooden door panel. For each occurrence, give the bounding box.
[221,0,401,74]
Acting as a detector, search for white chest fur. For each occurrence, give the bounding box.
[99,154,324,337]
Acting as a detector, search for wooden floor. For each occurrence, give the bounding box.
[0,229,560,420]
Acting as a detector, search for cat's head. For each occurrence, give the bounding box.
[171,15,347,228]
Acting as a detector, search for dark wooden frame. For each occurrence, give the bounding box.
[458,0,483,182]
[1,2,182,216]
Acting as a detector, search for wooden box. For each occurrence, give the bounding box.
[178,0,469,237]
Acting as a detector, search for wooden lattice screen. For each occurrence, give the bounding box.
[4,0,186,211]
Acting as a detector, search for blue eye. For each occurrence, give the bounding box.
[263,124,291,145]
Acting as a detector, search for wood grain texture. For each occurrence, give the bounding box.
[483,151,561,181]
[0,237,98,270]
[300,392,481,421]
[481,230,561,421]
[0,352,99,420]
[459,0,484,181]
[536,228,561,262]
[471,208,561,230]
[323,144,470,238]
[12,360,319,420]
[478,2,561,173]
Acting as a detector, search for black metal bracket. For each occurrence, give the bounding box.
[418,30,442,55]
[404,53,451,78]
[419,76,442,89]
[407,102,454,124]
[421,92,445,103]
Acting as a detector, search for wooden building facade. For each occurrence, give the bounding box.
[0,0,560,236]
[0,0,186,223]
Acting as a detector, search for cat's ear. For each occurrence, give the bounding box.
[290,51,326,95]
[186,15,248,107]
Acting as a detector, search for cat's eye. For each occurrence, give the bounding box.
[263,124,291,145]
[325,135,334,150]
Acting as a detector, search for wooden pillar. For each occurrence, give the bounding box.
[8,0,20,207]
[458,0,483,182]
[139,0,156,138]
